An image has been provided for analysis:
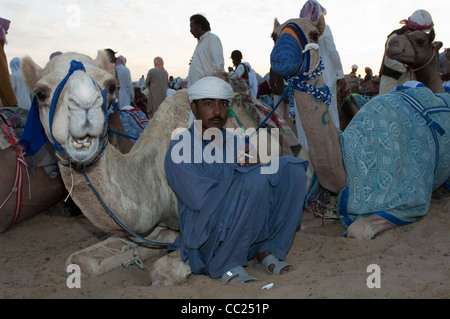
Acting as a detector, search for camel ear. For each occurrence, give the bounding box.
[95,49,115,76]
[428,28,435,43]
[316,14,326,36]
[271,18,281,42]
[273,18,280,30]
[21,56,43,91]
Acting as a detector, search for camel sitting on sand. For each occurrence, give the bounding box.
[20,50,286,285]
[0,109,66,232]
[270,16,450,240]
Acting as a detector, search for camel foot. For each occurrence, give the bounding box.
[347,214,396,240]
[150,250,191,287]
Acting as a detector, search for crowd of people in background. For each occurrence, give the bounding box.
[1,0,450,286]
[1,3,449,119]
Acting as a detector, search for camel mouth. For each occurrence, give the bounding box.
[386,48,406,60]
[70,135,94,150]
[65,134,100,164]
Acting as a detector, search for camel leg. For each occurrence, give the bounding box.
[149,250,191,287]
[347,215,396,240]
[294,91,347,193]
[66,228,181,279]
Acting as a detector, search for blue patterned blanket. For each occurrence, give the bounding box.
[337,86,450,227]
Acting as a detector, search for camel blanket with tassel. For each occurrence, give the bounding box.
[337,86,450,227]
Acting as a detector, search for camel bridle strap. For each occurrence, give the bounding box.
[82,171,171,247]
[281,23,332,118]
[249,22,332,143]
[409,49,437,73]
[402,31,437,73]
[47,60,109,171]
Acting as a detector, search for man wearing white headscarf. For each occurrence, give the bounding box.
[9,57,31,110]
[165,76,307,283]
[300,0,345,133]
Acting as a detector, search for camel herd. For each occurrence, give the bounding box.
[1,15,449,286]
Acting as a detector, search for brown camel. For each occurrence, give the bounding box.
[386,28,445,93]
[271,16,450,240]
[0,109,66,232]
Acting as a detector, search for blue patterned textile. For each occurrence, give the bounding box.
[118,108,149,142]
[337,87,450,227]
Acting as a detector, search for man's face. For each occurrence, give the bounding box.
[190,21,202,39]
[191,98,230,133]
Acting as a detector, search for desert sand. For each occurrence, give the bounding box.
[1,193,449,300]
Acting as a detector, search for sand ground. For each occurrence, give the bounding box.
[1,194,449,300]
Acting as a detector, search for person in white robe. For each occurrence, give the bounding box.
[9,57,31,110]
[298,0,345,150]
[116,55,135,108]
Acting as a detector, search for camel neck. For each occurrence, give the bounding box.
[414,55,445,93]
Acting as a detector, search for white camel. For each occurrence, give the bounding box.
[21,50,284,286]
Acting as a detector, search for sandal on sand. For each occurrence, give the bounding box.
[254,254,293,275]
[220,266,258,283]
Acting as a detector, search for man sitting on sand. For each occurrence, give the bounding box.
[164,76,308,283]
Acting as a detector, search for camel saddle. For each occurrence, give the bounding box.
[0,107,58,172]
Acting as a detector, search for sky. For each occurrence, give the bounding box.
[2,0,449,82]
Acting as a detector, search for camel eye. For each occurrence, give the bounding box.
[36,91,47,102]
[108,85,116,93]
[309,31,320,43]
[415,38,426,47]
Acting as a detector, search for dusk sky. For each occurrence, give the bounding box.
[2,0,449,81]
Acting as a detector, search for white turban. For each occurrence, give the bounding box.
[188,76,234,102]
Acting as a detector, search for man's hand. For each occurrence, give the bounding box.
[237,143,259,166]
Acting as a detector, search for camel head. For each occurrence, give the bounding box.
[270,16,326,80]
[386,29,436,69]
[21,51,118,166]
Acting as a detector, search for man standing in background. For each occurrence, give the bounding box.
[146,57,168,118]
[187,14,225,87]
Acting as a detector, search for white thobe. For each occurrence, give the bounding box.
[187,32,224,87]
[187,31,225,126]
[116,64,135,108]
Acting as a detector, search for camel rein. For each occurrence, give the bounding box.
[0,118,30,225]
[409,50,436,73]
[82,171,171,247]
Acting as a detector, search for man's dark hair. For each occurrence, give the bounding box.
[190,14,211,32]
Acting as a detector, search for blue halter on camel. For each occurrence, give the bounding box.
[52,60,109,168]
[21,60,110,169]
[246,22,332,144]
[270,22,332,117]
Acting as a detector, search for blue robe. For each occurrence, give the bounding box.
[164,125,307,278]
